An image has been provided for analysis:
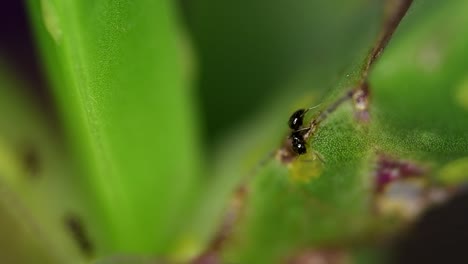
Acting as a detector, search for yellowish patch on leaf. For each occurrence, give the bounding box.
[169,235,203,262]
[438,157,468,185]
[288,152,323,183]
[0,137,23,183]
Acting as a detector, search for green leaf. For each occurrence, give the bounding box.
[207,0,468,263]
[371,0,468,161]
[27,0,202,255]
[0,57,85,263]
[174,0,386,257]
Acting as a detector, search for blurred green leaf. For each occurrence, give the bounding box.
[371,0,468,161]
[0,58,85,263]
[27,0,203,255]
[185,0,384,144]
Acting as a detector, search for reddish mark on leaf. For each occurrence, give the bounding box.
[277,137,300,164]
[192,184,248,264]
[192,252,219,264]
[352,82,371,123]
[375,154,426,193]
[285,248,350,264]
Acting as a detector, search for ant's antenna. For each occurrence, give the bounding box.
[303,103,322,114]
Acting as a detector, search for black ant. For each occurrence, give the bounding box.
[287,106,319,155]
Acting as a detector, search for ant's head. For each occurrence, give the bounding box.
[288,105,321,130]
[288,109,306,130]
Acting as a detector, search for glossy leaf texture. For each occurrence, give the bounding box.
[27,0,203,256]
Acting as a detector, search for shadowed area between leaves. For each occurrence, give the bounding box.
[392,190,468,264]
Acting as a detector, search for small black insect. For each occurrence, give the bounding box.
[287,105,320,155]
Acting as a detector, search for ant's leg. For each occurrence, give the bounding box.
[295,127,310,133]
[313,150,326,164]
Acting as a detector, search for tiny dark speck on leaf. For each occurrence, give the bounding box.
[64,213,94,257]
[21,144,40,179]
